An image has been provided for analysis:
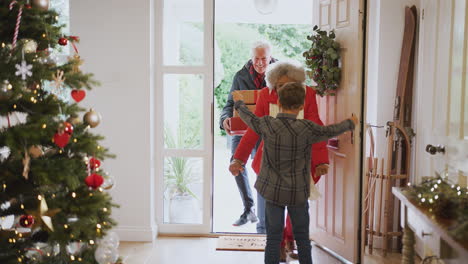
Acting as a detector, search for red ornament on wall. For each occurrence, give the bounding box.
[58,37,68,46]
[85,173,104,189]
[19,215,34,228]
[89,158,101,170]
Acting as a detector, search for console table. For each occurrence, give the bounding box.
[392,187,468,264]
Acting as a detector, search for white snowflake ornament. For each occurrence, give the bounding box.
[15,60,33,80]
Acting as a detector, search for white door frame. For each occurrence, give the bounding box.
[154,0,214,234]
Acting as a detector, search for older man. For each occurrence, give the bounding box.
[219,40,276,226]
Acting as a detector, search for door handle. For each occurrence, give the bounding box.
[421,230,432,237]
[327,138,339,149]
[425,144,445,155]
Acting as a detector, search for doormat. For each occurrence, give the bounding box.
[216,236,266,251]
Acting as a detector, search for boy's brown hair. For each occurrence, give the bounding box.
[277,82,305,110]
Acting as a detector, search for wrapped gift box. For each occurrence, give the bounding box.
[237,90,259,104]
[233,104,256,117]
[230,117,248,135]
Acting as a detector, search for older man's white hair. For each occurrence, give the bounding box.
[265,60,306,89]
[251,40,272,57]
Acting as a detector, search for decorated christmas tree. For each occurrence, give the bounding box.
[0,1,120,263]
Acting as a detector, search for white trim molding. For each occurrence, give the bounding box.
[115,225,158,242]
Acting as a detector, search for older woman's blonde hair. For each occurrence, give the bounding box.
[265,60,306,89]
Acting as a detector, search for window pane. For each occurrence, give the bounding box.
[163,157,203,224]
[163,0,204,65]
[41,1,71,101]
[164,74,203,149]
[51,0,70,35]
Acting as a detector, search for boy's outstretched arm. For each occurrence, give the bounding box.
[305,114,358,143]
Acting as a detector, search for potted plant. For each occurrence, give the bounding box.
[163,126,200,223]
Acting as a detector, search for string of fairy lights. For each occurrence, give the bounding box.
[1,184,112,262]
[404,176,468,242]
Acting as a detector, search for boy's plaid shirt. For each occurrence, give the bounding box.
[234,100,354,206]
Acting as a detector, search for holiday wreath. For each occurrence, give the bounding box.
[303,25,341,96]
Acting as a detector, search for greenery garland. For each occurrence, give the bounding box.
[403,177,468,243]
[303,25,341,96]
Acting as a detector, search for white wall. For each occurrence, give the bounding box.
[365,0,420,251]
[366,0,419,161]
[70,0,156,241]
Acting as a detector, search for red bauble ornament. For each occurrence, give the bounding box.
[53,132,71,148]
[19,215,34,228]
[25,4,32,9]
[63,122,74,135]
[71,90,86,102]
[89,158,101,169]
[58,37,68,46]
[85,173,104,189]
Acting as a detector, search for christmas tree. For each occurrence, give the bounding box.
[0,1,120,263]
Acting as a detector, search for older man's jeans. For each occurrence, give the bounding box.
[256,193,266,233]
[230,135,254,211]
[264,201,312,264]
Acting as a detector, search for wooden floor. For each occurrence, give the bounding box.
[119,237,264,264]
[363,248,414,264]
[118,238,415,264]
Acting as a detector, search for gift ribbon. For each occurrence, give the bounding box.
[9,1,23,50]
[22,147,30,180]
[6,114,11,128]
[86,155,98,175]
[24,247,44,256]
[87,156,91,176]
[69,36,80,54]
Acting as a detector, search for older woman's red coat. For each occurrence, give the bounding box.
[233,86,329,184]
[233,85,329,247]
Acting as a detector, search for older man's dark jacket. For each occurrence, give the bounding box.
[219,59,276,130]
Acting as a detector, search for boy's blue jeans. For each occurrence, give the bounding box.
[264,200,312,264]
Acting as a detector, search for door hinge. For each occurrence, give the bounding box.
[422,9,425,20]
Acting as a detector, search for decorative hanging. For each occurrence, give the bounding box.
[303,26,341,96]
[26,198,60,231]
[15,57,33,80]
[22,147,31,179]
[9,1,23,50]
[253,0,278,15]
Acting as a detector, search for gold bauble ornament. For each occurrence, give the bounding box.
[32,0,50,11]
[23,39,38,53]
[67,115,82,126]
[28,145,44,158]
[83,109,101,128]
[102,174,115,190]
[0,80,13,101]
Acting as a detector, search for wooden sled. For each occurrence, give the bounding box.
[364,122,411,256]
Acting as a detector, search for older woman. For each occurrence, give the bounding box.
[229,60,329,260]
